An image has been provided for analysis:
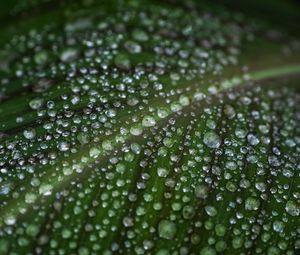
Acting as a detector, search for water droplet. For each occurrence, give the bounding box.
[158,220,177,240]
[245,197,260,211]
[142,115,156,127]
[34,51,48,65]
[132,29,149,41]
[285,200,299,217]
[63,167,73,176]
[39,184,53,196]
[247,133,260,146]
[157,107,169,119]
[203,131,221,149]
[29,98,44,110]
[60,48,79,62]
[157,167,168,177]
[273,220,284,233]
[77,133,89,145]
[0,181,14,195]
[26,224,39,237]
[223,104,235,118]
[62,229,72,239]
[195,184,209,199]
[205,205,217,216]
[130,125,143,136]
[215,224,226,237]
[23,128,36,139]
[58,141,70,151]
[89,147,100,158]
[25,193,37,204]
[182,205,195,219]
[124,41,142,54]
[102,140,113,151]
[200,246,216,255]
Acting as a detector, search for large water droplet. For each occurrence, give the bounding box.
[203,131,221,148]
[158,220,177,240]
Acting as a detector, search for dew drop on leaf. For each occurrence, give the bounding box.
[142,115,156,127]
[23,128,36,139]
[245,197,260,211]
[285,200,299,216]
[158,220,177,240]
[203,131,221,148]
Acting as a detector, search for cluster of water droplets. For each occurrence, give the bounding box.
[0,0,300,254]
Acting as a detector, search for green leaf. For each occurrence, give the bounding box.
[0,0,300,254]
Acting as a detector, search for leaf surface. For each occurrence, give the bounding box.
[0,1,300,254]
